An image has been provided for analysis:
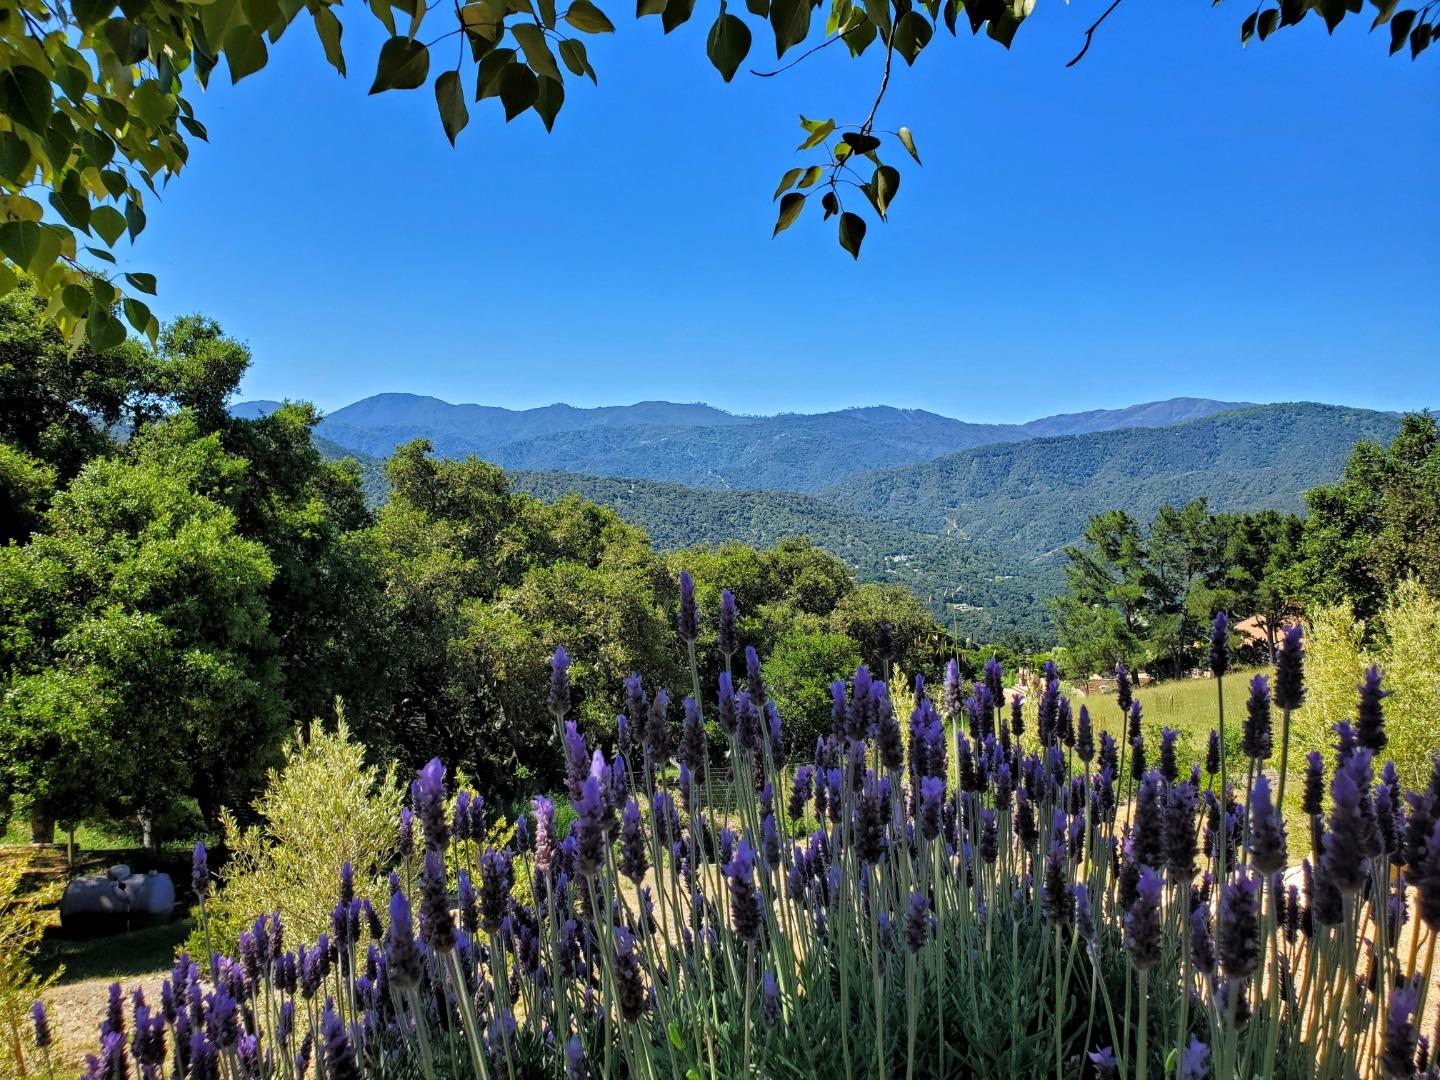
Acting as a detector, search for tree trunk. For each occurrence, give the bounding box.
[29,811,55,845]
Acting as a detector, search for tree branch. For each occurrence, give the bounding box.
[1066,0,1124,67]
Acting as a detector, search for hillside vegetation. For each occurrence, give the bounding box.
[823,402,1401,560]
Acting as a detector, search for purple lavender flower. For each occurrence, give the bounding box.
[1323,749,1374,893]
[1205,729,1221,778]
[855,771,887,865]
[384,890,422,990]
[613,926,649,1021]
[718,588,737,657]
[1190,906,1216,976]
[1010,691,1025,740]
[565,1036,589,1080]
[478,847,512,934]
[980,807,999,865]
[1302,750,1325,817]
[905,891,930,952]
[1115,661,1133,713]
[192,842,209,899]
[677,571,698,642]
[724,840,762,942]
[1243,675,1272,762]
[1273,623,1305,711]
[549,646,572,718]
[31,1001,50,1050]
[1089,1046,1118,1078]
[918,775,944,842]
[1415,820,1440,931]
[1179,1036,1211,1080]
[418,849,455,952]
[619,798,648,883]
[322,1005,360,1080]
[397,807,414,863]
[762,971,780,1025]
[1159,726,1179,784]
[411,758,449,853]
[531,795,557,878]
[1124,865,1163,970]
[1356,664,1390,753]
[745,645,767,707]
[717,671,738,736]
[573,772,607,879]
[1218,872,1261,979]
[1165,780,1200,881]
[1076,705,1094,763]
[1042,836,1072,927]
[1248,774,1288,875]
[1209,611,1230,678]
[1383,985,1419,1078]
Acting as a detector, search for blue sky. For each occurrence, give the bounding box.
[135,3,1438,421]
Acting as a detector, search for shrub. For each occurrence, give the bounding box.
[187,710,400,956]
[0,855,57,1078]
[1302,579,1440,789]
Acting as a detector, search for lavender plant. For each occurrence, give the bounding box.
[52,585,1440,1079]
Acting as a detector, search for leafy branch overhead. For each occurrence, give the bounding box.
[0,0,1429,331]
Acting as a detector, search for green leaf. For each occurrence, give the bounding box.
[100,169,128,199]
[838,210,865,258]
[369,35,431,93]
[512,23,563,80]
[1389,9,1415,51]
[499,63,539,119]
[667,1025,685,1052]
[1240,10,1257,42]
[0,221,60,274]
[892,10,932,63]
[180,115,211,141]
[1258,8,1279,38]
[0,67,53,134]
[538,0,558,25]
[772,167,802,199]
[123,297,152,334]
[662,0,698,33]
[84,245,117,263]
[314,5,347,75]
[1370,0,1400,28]
[103,18,150,65]
[706,11,752,81]
[86,306,126,350]
[842,131,881,154]
[897,125,920,163]
[770,0,811,56]
[49,191,92,233]
[72,0,115,27]
[866,163,899,218]
[773,192,805,236]
[477,48,516,97]
[863,0,889,38]
[62,283,92,317]
[559,38,596,81]
[91,205,128,246]
[821,190,839,218]
[434,70,469,144]
[797,117,834,150]
[124,197,146,240]
[798,164,823,188]
[224,25,269,82]
[0,132,33,183]
[565,0,617,29]
[534,75,564,129]
[125,271,158,294]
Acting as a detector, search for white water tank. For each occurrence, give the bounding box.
[59,868,176,933]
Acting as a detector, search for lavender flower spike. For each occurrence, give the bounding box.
[1273,623,1305,711]
[1124,865,1163,970]
[1209,611,1230,678]
[677,571,698,643]
[549,646,572,719]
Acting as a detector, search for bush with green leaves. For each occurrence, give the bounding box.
[186,713,400,957]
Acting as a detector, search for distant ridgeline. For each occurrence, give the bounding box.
[288,399,1404,648]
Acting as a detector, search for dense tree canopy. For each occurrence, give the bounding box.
[0,0,1428,341]
[1053,414,1440,677]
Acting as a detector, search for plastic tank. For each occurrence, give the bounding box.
[59,868,176,934]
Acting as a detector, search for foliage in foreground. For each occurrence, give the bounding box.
[37,583,1440,1080]
[0,854,57,1076]
[187,715,402,959]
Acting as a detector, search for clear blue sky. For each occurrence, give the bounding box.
[134,3,1439,421]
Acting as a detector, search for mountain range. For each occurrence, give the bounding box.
[239,394,1406,645]
[238,393,1256,492]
